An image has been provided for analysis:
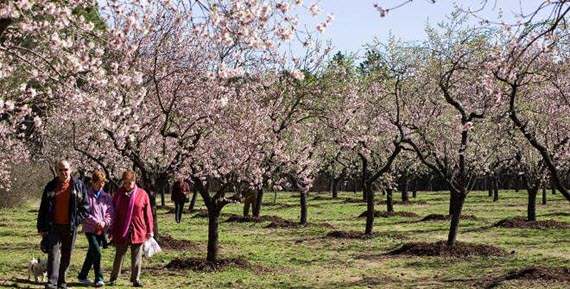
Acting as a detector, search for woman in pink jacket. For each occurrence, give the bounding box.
[78,171,114,287]
[109,170,154,287]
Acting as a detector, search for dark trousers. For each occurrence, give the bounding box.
[78,233,104,282]
[174,201,185,223]
[47,224,77,288]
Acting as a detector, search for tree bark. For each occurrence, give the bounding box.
[493,179,499,202]
[364,183,375,235]
[386,187,394,212]
[527,187,537,222]
[412,178,417,198]
[401,174,409,203]
[331,177,341,199]
[206,207,220,262]
[447,190,466,246]
[252,188,263,217]
[188,187,198,211]
[299,190,308,225]
[488,178,493,197]
[542,183,547,205]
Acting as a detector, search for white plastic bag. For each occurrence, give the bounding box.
[143,237,162,258]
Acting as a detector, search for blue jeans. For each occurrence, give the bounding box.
[78,233,104,282]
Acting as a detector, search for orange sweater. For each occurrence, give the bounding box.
[54,180,71,225]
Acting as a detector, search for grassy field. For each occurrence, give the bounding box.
[1,190,569,289]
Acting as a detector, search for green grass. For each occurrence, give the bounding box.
[1,190,569,288]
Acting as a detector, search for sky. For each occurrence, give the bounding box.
[313,0,531,57]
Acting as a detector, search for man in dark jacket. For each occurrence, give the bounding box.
[37,160,89,289]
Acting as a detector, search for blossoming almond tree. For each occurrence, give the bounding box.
[402,19,502,245]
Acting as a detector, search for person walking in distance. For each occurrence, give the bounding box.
[37,160,90,289]
[171,177,190,223]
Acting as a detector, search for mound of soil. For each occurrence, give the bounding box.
[192,209,209,218]
[326,230,406,240]
[165,257,258,272]
[158,234,199,251]
[388,241,507,257]
[343,198,365,204]
[165,208,193,215]
[541,212,570,217]
[358,210,419,218]
[493,217,570,229]
[224,214,294,224]
[264,217,300,228]
[376,200,428,205]
[312,196,335,201]
[420,214,478,222]
[191,210,232,219]
[486,266,570,289]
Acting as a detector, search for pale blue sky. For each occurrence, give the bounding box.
[315,0,531,56]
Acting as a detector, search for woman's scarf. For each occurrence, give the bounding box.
[115,185,138,238]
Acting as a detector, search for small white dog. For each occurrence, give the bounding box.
[27,256,48,283]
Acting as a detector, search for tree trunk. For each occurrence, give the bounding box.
[253,188,263,217]
[299,190,308,225]
[386,187,394,212]
[188,187,198,211]
[493,179,499,202]
[206,206,220,262]
[542,183,547,205]
[402,174,410,203]
[488,178,493,197]
[148,190,158,238]
[449,190,462,216]
[447,190,466,246]
[527,187,537,222]
[551,178,556,195]
[364,183,375,235]
[412,179,417,198]
[514,175,520,193]
[331,177,340,199]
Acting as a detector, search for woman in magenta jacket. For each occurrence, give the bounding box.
[109,170,154,287]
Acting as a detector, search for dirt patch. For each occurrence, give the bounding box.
[420,214,478,222]
[326,230,406,240]
[358,210,419,218]
[541,212,570,217]
[377,200,428,205]
[264,217,301,228]
[343,198,365,203]
[157,234,199,251]
[165,257,267,273]
[165,208,194,215]
[312,196,335,201]
[485,266,570,289]
[388,241,507,257]
[493,217,570,229]
[225,214,291,224]
[191,210,232,219]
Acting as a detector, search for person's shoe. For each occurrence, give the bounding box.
[133,280,144,287]
[78,278,92,285]
[108,278,116,286]
[94,280,105,287]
